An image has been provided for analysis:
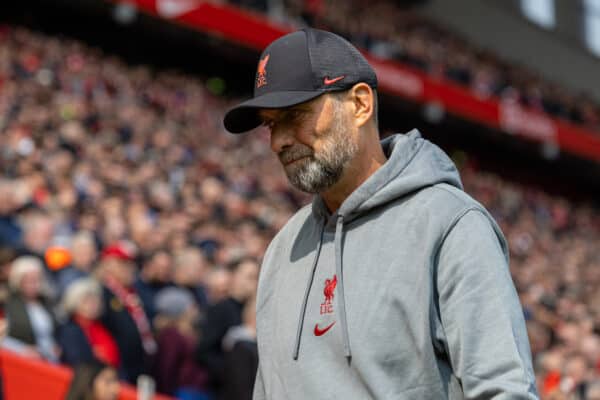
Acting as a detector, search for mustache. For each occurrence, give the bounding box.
[278,146,314,164]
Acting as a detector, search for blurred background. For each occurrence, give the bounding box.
[0,0,599,399]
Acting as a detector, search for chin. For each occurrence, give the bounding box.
[284,159,310,175]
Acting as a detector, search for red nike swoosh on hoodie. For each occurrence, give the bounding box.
[313,321,336,336]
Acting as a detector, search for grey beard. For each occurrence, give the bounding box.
[284,127,358,193]
[286,154,345,193]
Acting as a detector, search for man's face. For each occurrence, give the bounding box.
[147,251,172,283]
[231,260,259,302]
[259,93,358,193]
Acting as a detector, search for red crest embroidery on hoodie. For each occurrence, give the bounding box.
[320,275,337,315]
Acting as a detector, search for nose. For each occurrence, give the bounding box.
[270,126,295,154]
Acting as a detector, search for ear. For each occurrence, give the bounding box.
[350,83,374,128]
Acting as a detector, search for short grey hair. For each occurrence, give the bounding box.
[62,278,101,315]
[9,256,43,292]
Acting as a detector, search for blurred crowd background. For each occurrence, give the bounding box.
[0,1,599,399]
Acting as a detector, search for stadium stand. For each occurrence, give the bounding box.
[238,0,600,134]
[0,1,599,399]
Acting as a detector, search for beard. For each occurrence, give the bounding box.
[278,102,358,193]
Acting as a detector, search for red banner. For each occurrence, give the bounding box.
[0,349,173,400]
[111,0,600,162]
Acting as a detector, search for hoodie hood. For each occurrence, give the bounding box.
[293,129,463,362]
[312,129,463,223]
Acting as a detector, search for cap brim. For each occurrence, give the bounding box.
[223,90,325,134]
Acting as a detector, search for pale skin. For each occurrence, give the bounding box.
[259,83,386,213]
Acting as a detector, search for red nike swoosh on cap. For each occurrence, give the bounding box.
[314,321,336,336]
[323,75,345,85]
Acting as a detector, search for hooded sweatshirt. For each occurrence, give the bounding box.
[253,130,538,399]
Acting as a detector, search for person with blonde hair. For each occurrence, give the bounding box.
[5,255,59,362]
[57,278,120,369]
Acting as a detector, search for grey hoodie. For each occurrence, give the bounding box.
[253,130,539,399]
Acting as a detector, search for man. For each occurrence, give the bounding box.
[134,248,174,321]
[223,28,539,399]
[97,242,155,384]
[221,296,258,400]
[55,230,98,292]
[196,258,259,388]
[172,246,209,310]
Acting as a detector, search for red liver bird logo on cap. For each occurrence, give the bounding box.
[256,54,269,88]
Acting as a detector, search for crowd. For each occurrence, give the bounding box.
[0,23,600,400]
[0,25,289,400]
[231,0,600,134]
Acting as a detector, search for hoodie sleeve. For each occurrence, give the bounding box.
[436,209,539,399]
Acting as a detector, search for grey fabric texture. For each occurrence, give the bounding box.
[253,129,539,399]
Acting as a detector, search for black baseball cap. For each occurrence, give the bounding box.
[223,28,378,134]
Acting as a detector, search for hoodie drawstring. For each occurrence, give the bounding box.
[292,216,352,362]
[335,215,352,360]
[293,223,325,361]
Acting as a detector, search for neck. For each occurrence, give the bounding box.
[321,129,386,213]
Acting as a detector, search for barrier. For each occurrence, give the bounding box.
[0,349,172,400]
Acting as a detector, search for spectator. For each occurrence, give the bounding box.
[196,258,259,387]
[58,278,120,369]
[0,246,17,306]
[65,361,120,400]
[19,212,54,258]
[4,256,59,362]
[220,296,257,400]
[55,231,98,293]
[173,247,209,310]
[134,249,173,322]
[204,267,232,306]
[96,242,155,384]
[0,181,24,250]
[152,287,209,399]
